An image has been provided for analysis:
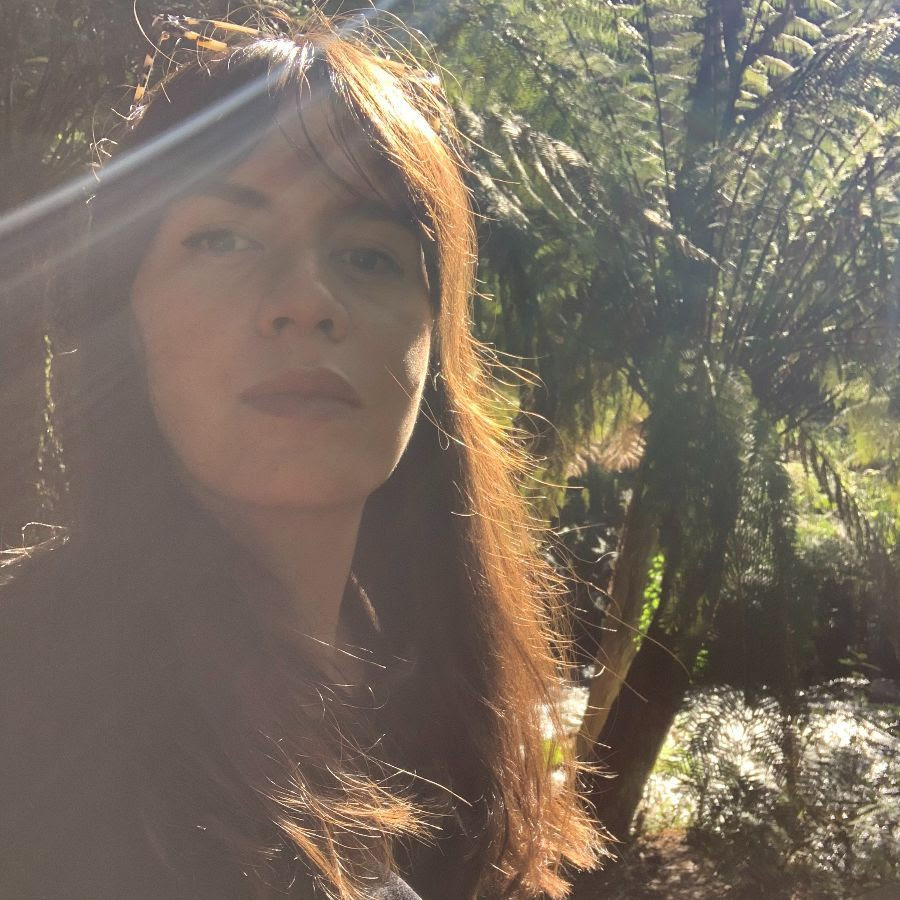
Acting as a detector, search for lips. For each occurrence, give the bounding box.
[240,369,362,419]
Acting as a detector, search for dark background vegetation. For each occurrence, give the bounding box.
[1,0,897,896]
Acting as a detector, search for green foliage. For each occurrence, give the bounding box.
[0,1,139,207]
[642,682,900,898]
[428,0,898,452]
[418,0,899,834]
[636,552,665,645]
[424,0,898,668]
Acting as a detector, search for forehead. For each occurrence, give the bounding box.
[215,97,405,211]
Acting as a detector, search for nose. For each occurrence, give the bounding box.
[254,251,350,341]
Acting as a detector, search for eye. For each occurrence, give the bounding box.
[183,229,261,255]
[334,248,404,277]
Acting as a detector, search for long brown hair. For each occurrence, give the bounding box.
[9,9,602,899]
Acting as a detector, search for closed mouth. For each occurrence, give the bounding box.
[240,368,362,415]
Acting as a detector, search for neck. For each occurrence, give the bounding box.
[195,490,364,655]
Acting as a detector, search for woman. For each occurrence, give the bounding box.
[0,10,600,899]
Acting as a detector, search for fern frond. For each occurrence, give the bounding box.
[759,54,796,76]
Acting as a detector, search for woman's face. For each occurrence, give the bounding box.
[129,100,434,510]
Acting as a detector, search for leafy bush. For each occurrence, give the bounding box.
[640,681,900,898]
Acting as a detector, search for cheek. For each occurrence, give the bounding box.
[383,295,434,379]
[383,320,433,438]
[128,291,229,465]
[399,327,433,394]
[366,314,432,464]
[130,263,235,396]
[131,312,196,430]
[132,292,206,368]
[130,242,238,355]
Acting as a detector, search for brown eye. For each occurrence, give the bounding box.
[183,229,261,255]
[334,248,403,276]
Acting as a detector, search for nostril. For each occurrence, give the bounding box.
[271,315,292,332]
[317,317,335,336]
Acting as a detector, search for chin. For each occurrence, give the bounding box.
[223,468,392,511]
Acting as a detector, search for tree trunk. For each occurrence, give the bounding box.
[577,463,658,757]
[587,629,693,840]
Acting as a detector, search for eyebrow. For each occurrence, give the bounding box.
[189,182,271,210]
[341,199,420,234]
[189,182,419,234]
